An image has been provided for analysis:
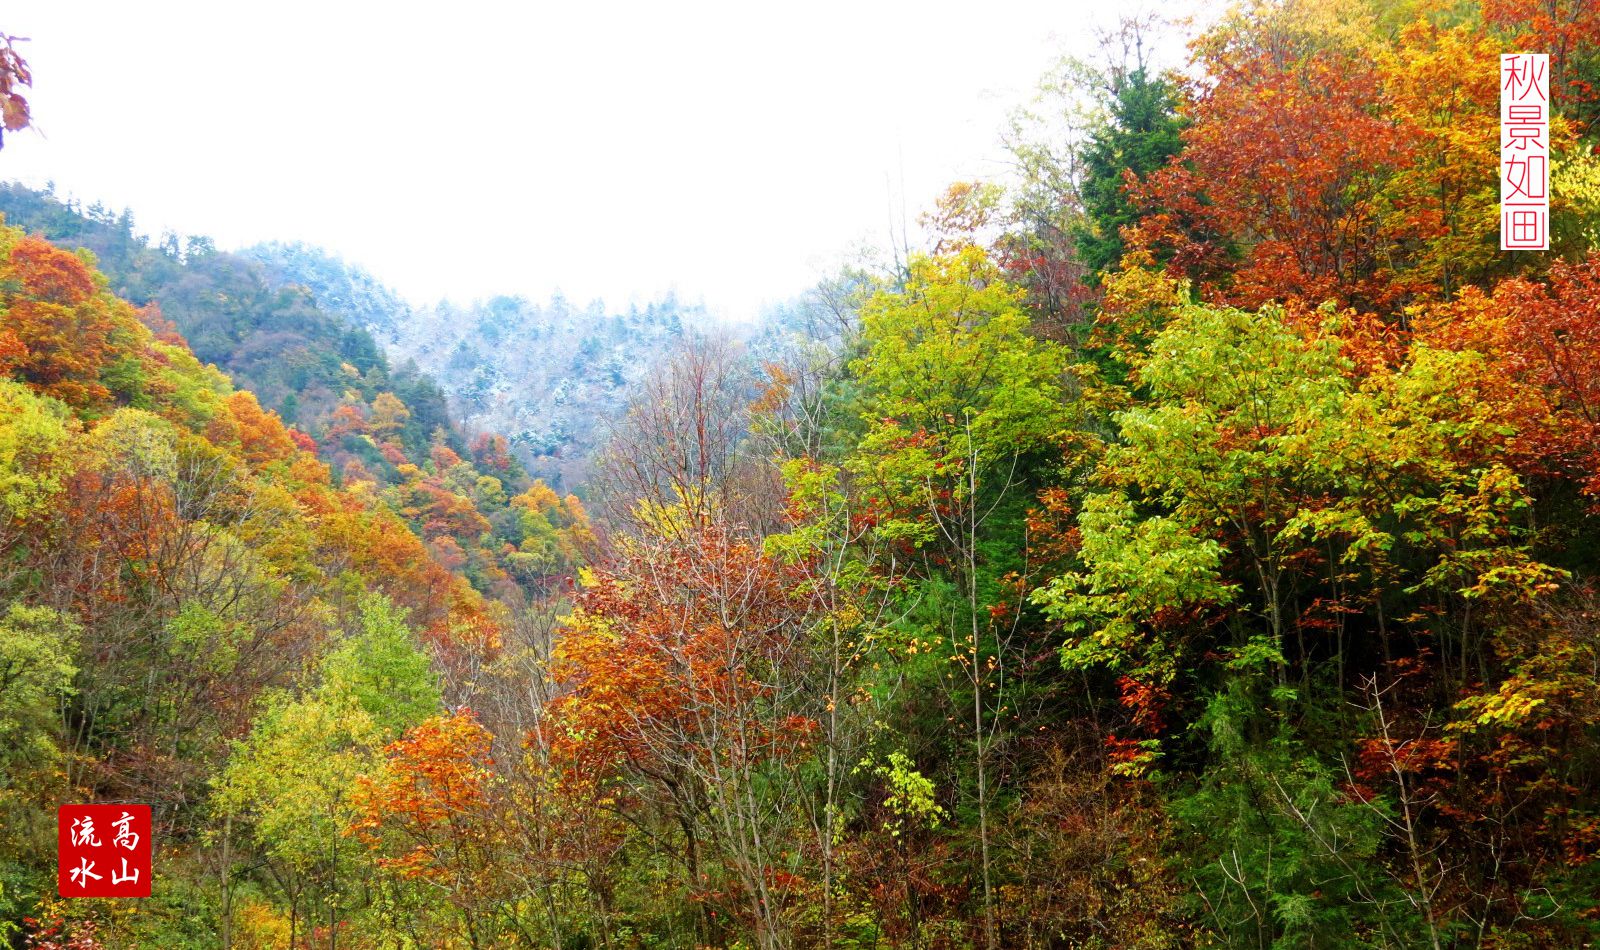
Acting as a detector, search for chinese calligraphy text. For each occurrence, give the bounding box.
[57,804,151,898]
[1501,53,1550,250]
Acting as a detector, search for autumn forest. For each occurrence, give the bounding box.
[3,1,1600,947]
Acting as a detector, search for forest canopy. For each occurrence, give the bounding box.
[3,1,1600,947]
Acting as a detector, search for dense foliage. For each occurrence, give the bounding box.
[4,1,1600,947]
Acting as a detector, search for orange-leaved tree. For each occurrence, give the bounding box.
[547,515,825,950]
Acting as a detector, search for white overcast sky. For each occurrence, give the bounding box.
[1,1,1196,317]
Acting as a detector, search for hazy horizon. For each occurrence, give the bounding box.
[2,0,1190,318]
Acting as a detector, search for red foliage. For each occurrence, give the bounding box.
[378,441,409,466]
[11,235,95,305]
[1134,30,1423,311]
[1,236,125,408]
[1483,0,1600,107]
[427,534,468,572]
[469,432,513,473]
[0,33,31,147]
[1422,254,1600,500]
[324,403,368,439]
[1116,675,1167,733]
[1025,486,1079,567]
[402,481,491,543]
[0,324,24,376]
[215,391,297,468]
[547,522,820,782]
[350,711,499,883]
[429,443,463,471]
[316,500,458,633]
[135,302,187,347]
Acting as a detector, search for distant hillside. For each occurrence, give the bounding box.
[240,240,413,338]
[242,243,709,487]
[0,183,455,462]
[0,182,599,602]
[0,183,789,491]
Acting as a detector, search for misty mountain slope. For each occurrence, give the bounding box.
[0,184,800,492]
[0,183,458,456]
[243,243,715,486]
[241,240,414,338]
[392,293,701,485]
